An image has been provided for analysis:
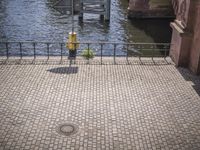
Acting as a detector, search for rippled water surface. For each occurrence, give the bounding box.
[0,0,173,55]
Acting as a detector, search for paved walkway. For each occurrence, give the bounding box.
[0,58,200,150]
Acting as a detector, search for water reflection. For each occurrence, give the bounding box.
[125,19,173,43]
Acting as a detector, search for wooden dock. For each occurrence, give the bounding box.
[79,0,111,21]
[52,0,111,21]
[52,0,80,14]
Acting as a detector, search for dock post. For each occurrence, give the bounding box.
[104,0,111,21]
[79,0,83,20]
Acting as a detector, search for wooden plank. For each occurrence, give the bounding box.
[79,0,110,21]
[83,2,105,5]
[83,9,105,12]
[80,11,105,15]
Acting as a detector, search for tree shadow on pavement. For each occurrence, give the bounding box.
[47,67,78,74]
[177,67,200,96]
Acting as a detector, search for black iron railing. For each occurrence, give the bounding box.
[0,41,170,64]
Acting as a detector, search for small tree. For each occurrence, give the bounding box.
[81,48,94,64]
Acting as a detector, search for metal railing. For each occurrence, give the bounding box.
[0,41,170,64]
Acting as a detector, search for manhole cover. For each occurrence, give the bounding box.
[56,123,79,136]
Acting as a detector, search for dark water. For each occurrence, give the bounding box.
[0,0,172,55]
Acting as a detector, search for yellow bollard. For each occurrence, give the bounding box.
[66,32,79,50]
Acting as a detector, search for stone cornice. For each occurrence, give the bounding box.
[170,20,193,37]
[190,0,200,5]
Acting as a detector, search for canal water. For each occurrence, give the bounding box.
[0,0,173,56]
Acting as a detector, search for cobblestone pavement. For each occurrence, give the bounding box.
[0,58,200,150]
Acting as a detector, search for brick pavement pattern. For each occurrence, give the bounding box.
[0,59,200,150]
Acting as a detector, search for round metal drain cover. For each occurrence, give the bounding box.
[57,123,79,136]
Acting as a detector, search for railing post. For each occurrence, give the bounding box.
[105,0,111,21]
[60,43,63,61]
[152,44,154,60]
[100,44,103,65]
[47,43,50,60]
[19,42,22,59]
[6,42,9,59]
[33,43,36,59]
[164,45,168,58]
[79,0,83,20]
[74,43,77,65]
[87,43,90,64]
[113,44,116,64]
[126,44,129,63]
[138,44,142,63]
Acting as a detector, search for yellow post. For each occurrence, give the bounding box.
[66,32,79,50]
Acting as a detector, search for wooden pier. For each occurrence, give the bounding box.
[52,0,80,14]
[52,0,111,21]
[79,0,111,21]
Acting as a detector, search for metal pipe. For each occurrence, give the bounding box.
[114,44,116,64]
[79,0,83,20]
[74,43,77,65]
[71,0,74,33]
[6,43,9,59]
[60,43,63,60]
[164,45,167,58]
[33,43,36,59]
[47,43,50,60]
[100,44,103,65]
[152,45,154,60]
[0,41,170,46]
[126,44,129,62]
[87,43,90,64]
[19,42,22,59]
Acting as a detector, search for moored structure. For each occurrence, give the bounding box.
[79,0,111,21]
[52,0,111,21]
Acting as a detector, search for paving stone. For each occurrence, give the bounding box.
[0,58,200,149]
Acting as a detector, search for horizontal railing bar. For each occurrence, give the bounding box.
[0,41,171,46]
